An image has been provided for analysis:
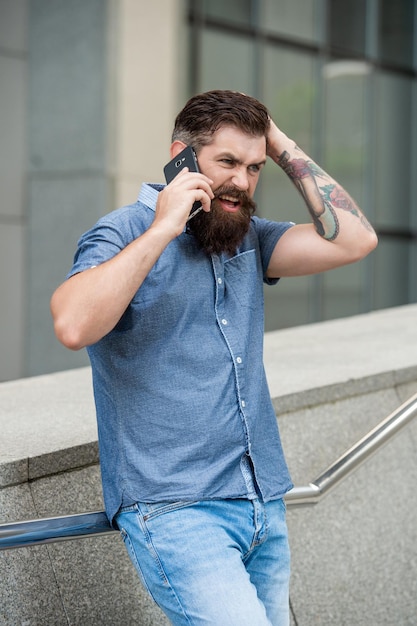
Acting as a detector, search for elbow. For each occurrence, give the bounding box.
[53,318,86,351]
[359,230,378,260]
[348,230,378,264]
[50,298,86,351]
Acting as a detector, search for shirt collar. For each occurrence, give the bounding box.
[138,183,165,211]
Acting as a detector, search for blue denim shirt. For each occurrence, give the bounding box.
[68,183,294,526]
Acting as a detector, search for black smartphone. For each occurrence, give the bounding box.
[163,145,203,220]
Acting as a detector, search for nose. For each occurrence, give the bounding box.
[231,168,249,191]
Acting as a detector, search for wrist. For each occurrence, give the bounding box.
[267,124,293,161]
[147,217,181,247]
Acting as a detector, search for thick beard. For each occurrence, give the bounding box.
[187,185,257,256]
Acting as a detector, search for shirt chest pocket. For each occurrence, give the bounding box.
[223,250,260,310]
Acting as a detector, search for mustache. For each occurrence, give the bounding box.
[212,185,254,208]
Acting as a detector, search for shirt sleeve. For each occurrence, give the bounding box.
[66,205,146,279]
[251,216,295,285]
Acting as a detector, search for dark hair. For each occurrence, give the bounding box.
[172,90,270,151]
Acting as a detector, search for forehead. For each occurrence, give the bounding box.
[203,125,266,160]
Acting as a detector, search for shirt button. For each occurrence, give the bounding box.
[221,319,228,325]
[217,277,223,284]
[241,400,246,408]
[236,357,242,364]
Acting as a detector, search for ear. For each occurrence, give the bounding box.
[170,140,188,159]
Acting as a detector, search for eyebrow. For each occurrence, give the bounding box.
[218,152,267,168]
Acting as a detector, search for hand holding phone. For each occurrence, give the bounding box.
[163,146,203,221]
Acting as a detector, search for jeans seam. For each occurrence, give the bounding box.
[138,509,194,625]
[249,500,269,551]
[119,524,158,603]
[119,508,194,624]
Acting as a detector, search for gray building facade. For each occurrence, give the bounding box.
[1,0,416,381]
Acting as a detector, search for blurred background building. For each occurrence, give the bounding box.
[1,0,416,381]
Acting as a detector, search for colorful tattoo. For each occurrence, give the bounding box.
[276,149,372,240]
[320,184,355,213]
[277,151,339,240]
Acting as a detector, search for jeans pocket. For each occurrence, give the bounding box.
[142,500,199,521]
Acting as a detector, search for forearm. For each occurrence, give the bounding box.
[267,123,376,248]
[51,224,173,350]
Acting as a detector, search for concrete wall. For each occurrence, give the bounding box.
[0,0,185,382]
[1,304,417,624]
[0,0,28,381]
[26,0,184,378]
[285,379,417,625]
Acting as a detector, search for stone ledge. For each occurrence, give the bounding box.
[264,303,417,399]
[0,442,99,490]
[1,303,416,489]
[273,365,417,415]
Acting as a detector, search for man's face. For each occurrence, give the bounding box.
[197,126,267,206]
[187,126,267,256]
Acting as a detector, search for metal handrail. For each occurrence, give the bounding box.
[285,391,417,505]
[1,392,417,550]
[0,510,113,550]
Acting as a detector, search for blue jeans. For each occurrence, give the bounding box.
[116,498,290,625]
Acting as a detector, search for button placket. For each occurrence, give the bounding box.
[211,253,250,451]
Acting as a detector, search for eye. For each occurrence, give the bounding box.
[221,158,235,166]
[249,164,262,173]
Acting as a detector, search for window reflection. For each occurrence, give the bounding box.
[262,45,316,328]
[328,0,366,56]
[373,240,410,308]
[374,72,412,229]
[199,30,254,94]
[322,61,368,206]
[322,61,368,320]
[261,0,322,43]
[379,0,415,68]
[187,0,417,327]
[203,0,252,26]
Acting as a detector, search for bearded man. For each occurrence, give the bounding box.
[51,90,377,626]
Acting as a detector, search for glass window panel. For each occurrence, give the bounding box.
[264,276,311,331]
[322,61,368,208]
[322,262,368,320]
[373,72,412,229]
[261,0,323,43]
[203,0,252,27]
[261,45,315,225]
[321,63,369,315]
[373,239,410,309]
[410,242,417,302]
[187,1,416,326]
[329,0,366,56]
[261,45,316,330]
[379,0,415,68]
[199,29,254,94]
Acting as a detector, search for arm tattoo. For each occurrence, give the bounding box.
[276,150,370,240]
